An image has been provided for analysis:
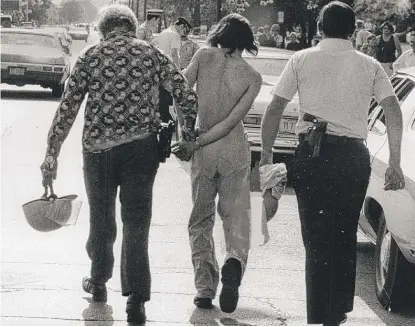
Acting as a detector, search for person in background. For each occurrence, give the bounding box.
[172,13,262,314]
[260,2,404,325]
[286,32,302,51]
[257,26,267,46]
[179,25,200,70]
[360,33,376,58]
[393,32,415,73]
[137,11,160,43]
[262,25,274,47]
[354,19,371,51]
[154,17,192,123]
[376,21,402,76]
[270,23,284,48]
[40,5,198,325]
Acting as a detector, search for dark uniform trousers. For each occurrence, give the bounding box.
[83,135,159,301]
[292,138,371,324]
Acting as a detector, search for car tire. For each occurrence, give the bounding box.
[375,212,413,312]
[51,83,64,98]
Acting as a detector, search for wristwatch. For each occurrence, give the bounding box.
[45,155,55,169]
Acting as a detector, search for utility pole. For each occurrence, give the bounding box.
[143,0,147,18]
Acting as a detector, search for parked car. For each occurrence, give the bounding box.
[21,21,35,29]
[0,29,71,97]
[67,26,89,42]
[359,66,415,312]
[41,26,72,56]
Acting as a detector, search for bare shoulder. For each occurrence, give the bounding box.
[243,61,262,86]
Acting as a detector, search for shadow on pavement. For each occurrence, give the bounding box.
[81,298,114,326]
[356,241,415,325]
[189,306,287,326]
[0,89,59,102]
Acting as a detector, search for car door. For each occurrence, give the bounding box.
[369,75,415,257]
[361,76,413,239]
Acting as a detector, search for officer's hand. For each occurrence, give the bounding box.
[384,165,405,191]
[263,189,279,221]
[40,157,58,188]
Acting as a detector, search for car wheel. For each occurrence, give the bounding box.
[51,83,64,98]
[375,212,413,312]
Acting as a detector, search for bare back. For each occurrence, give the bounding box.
[195,47,257,132]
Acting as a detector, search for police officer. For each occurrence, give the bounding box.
[260,2,405,325]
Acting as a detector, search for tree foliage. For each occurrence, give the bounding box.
[354,0,414,23]
[59,0,97,23]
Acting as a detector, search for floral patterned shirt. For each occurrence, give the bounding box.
[46,30,198,159]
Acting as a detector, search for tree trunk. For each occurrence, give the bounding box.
[217,0,222,22]
[193,0,201,26]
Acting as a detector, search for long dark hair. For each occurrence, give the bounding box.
[208,14,258,56]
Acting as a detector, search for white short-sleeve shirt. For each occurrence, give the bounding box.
[271,38,395,139]
[153,26,181,59]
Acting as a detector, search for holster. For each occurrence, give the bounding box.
[303,113,328,158]
[157,120,175,163]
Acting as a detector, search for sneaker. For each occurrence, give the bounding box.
[126,293,146,325]
[219,258,242,313]
[193,296,213,309]
[82,277,107,302]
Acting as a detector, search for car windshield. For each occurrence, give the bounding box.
[1,32,57,48]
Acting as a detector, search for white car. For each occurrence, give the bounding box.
[242,48,299,160]
[358,66,415,312]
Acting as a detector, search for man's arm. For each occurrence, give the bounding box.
[45,51,90,160]
[171,47,180,67]
[159,51,198,141]
[379,95,403,168]
[196,73,262,147]
[260,95,290,165]
[183,47,202,88]
[394,35,403,58]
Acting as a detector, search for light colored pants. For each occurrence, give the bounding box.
[189,166,251,299]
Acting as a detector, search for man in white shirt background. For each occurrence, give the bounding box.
[393,32,415,73]
[154,17,192,123]
[354,19,371,51]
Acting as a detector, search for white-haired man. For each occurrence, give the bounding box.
[40,4,198,324]
[393,32,415,73]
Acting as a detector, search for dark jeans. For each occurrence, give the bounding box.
[159,87,173,123]
[83,135,159,300]
[292,139,371,324]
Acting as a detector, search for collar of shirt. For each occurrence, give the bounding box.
[319,38,354,52]
[105,30,136,40]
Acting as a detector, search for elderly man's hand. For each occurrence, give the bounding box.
[384,165,405,191]
[40,157,58,188]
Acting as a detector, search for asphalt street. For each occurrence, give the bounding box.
[1,32,415,326]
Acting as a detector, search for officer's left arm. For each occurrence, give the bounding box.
[159,51,198,141]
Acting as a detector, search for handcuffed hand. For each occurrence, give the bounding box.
[384,165,405,191]
[263,189,279,221]
[40,157,58,188]
[171,140,198,162]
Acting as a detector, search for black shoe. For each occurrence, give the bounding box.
[323,313,347,326]
[82,277,107,302]
[126,293,146,325]
[193,296,213,309]
[219,258,242,313]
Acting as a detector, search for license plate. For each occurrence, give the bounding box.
[9,67,26,75]
[244,116,259,125]
[279,118,296,133]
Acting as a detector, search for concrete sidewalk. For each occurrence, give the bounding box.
[0,159,389,326]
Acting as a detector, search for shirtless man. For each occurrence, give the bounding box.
[172,14,262,313]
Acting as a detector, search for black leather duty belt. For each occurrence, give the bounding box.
[299,133,364,146]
